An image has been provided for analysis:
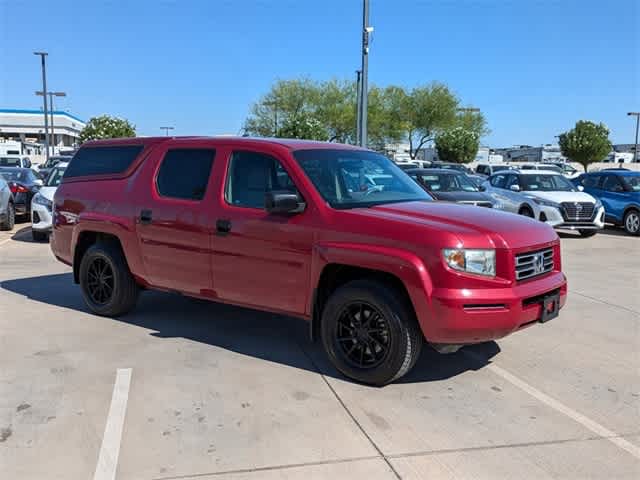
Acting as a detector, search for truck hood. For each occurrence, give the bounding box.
[349,201,558,250]
[524,191,595,204]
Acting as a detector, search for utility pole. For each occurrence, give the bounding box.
[160,126,175,136]
[34,52,50,161]
[355,70,362,145]
[359,0,372,148]
[628,112,640,162]
[37,91,66,154]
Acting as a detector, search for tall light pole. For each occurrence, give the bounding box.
[37,91,65,154]
[359,0,372,148]
[33,52,50,161]
[355,70,362,145]
[628,112,640,162]
[160,126,175,136]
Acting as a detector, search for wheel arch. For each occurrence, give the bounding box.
[309,243,433,342]
[73,231,128,284]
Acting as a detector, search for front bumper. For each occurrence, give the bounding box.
[423,271,567,344]
[538,205,605,230]
[31,203,53,232]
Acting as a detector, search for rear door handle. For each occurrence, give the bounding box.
[216,219,232,236]
[139,209,153,225]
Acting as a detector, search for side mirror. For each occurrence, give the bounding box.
[577,185,584,192]
[265,191,304,214]
[34,179,44,187]
[510,184,521,192]
[478,185,486,192]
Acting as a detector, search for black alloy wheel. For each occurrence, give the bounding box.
[86,257,115,305]
[321,279,423,386]
[336,302,391,369]
[79,242,139,316]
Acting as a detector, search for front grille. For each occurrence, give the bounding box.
[561,202,594,222]
[515,248,554,281]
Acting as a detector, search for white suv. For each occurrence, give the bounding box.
[482,170,605,237]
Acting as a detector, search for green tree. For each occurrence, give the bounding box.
[558,121,612,171]
[244,79,321,137]
[402,83,459,159]
[277,112,329,140]
[79,115,136,143]
[435,127,480,163]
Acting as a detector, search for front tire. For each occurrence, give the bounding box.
[79,242,140,316]
[623,209,640,236]
[519,206,534,218]
[578,229,597,238]
[320,279,422,386]
[0,203,15,231]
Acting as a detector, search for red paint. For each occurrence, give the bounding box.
[52,137,567,344]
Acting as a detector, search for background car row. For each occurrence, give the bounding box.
[0,154,71,239]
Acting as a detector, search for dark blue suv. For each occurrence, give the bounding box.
[573,170,640,235]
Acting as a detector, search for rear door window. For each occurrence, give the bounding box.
[156,149,216,200]
[65,145,144,178]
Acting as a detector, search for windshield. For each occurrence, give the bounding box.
[521,174,576,192]
[293,149,432,208]
[492,165,512,172]
[0,157,21,167]
[46,166,67,186]
[417,172,478,192]
[0,168,33,183]
[622,175,640,192]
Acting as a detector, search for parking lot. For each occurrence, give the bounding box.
[0,225,638,479]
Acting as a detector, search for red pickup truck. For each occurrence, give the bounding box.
[51,137,567,385]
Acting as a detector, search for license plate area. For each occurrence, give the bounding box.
[539,292,560,323]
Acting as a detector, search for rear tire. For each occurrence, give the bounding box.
[0,203,15,231]
[79,242,139,316]
[578,229,597,238]
[320,279,422,386]
[32,229,48,242]
[623,209,640,236]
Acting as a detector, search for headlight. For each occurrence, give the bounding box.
[531,197,559,208]
[443,249,496,277]
[594,198,602,209]
[33,194,53,209]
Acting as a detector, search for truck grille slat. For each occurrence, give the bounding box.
[515,248,554,281]
[561,202,594,222]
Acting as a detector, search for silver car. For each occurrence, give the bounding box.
[0,173,16,230]
[481,170,605,237]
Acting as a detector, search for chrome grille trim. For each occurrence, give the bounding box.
[561,202,595,221]
[515,248,554,281]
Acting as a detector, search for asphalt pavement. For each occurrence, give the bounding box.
[0,224,638,479]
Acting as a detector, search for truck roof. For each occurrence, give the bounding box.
[82,136,367,151]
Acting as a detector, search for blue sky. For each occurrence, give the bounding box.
[1,0,638,147]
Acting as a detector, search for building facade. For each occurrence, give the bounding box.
[0,108,86,154]
[493,145,566,163]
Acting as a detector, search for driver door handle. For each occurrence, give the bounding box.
[216,219,232,236]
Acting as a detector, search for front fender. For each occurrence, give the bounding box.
[310,242,434,338]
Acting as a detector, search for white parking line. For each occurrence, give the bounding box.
[466,352,640,460]
[94,368,132,480]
